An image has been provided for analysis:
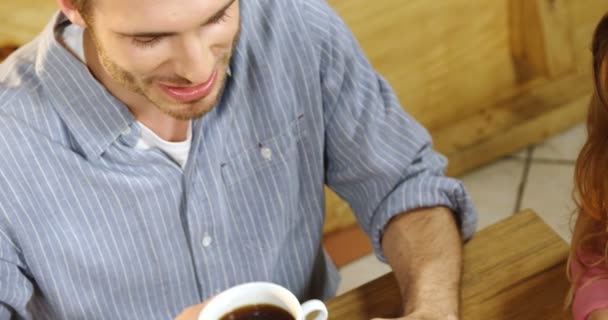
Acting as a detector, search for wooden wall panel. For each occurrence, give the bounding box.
[0,0,57,47]
[326,0,520,130]
[569,0,606,70]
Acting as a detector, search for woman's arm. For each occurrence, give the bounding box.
[571,215,608,320]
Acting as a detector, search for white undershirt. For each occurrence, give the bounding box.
[134,121,192,168]
[61,24,192,168]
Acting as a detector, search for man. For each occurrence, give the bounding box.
[0,0,477,319]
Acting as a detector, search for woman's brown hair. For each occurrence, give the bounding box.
[568,12,608,306]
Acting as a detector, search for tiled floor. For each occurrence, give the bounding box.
[336,122,586,294]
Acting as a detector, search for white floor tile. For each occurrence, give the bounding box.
[520,162,576,243]
[533,123,586,161]
[337,254,391,295]
[458,158,525,231]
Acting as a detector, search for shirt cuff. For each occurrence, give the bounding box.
[369,175,477,262]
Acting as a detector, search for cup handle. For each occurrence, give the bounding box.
[301,299,328,320]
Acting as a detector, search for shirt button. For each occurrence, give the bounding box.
[261,147,272,160]
[202,235,213,247]
[121,126,132,136]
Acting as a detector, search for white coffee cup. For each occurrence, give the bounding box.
[197,282,328,320]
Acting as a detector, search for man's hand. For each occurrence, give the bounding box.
[372,308,458,320]
[590,309,608,320]
[175,299,212,320]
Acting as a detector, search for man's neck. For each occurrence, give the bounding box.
[136,113,191,142]
[82,28,190,142]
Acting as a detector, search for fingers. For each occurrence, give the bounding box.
[175,301,208,320]
[370,314,458,320]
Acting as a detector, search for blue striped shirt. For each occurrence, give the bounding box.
[0,0,477,319]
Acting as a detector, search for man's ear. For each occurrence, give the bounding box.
[55,0,88,27]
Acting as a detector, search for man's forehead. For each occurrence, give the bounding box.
[93,0,230,23]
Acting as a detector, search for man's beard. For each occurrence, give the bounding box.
[91,28,240,120]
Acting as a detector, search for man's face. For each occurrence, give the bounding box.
[85,0,240,120]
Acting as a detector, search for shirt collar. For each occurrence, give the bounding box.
[36,12,137,160]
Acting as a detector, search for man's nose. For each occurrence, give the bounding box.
[173,35,214,84]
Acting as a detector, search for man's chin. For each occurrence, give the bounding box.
[150,96,217,120]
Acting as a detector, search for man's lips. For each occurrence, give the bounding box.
[158,70,218,102]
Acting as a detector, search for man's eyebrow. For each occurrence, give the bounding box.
[114,0,237,38]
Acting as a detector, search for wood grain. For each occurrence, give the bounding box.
[510,0,575,80]
[0,0,57,47]
[326,0,519,130]
[438,72,591,176]
[326,210,570,320]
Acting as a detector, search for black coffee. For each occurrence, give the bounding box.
[219,304,294,320]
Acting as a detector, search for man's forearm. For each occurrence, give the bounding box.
[381,206,463,317]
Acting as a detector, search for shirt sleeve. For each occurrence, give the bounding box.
[0,226,33,319]
[301,0,477,261]
[571,250,608,320]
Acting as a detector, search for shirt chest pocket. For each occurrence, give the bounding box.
[220,118,306,232]
[221,118,304,187]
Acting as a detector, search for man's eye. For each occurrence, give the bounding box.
[209,11,230,24]
[131,37,163,48]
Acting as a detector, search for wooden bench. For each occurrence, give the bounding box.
[327,210,571,319]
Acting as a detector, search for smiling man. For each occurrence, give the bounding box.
[0,0,477,319]
[70,0,240,140]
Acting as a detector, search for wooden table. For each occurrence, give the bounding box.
[326,210,571,319]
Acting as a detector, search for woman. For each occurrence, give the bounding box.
[569,12,608,320]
